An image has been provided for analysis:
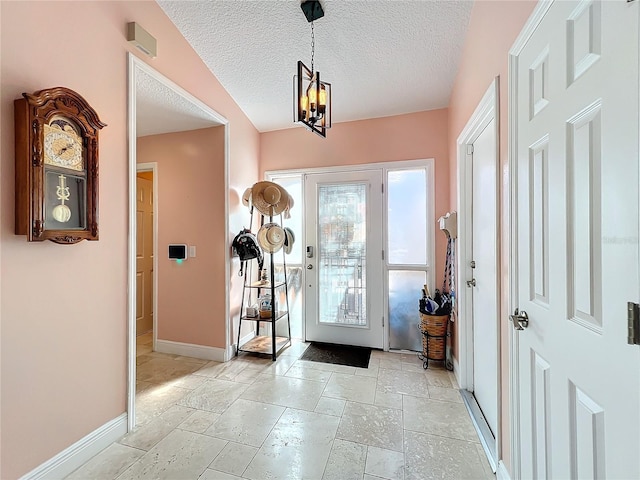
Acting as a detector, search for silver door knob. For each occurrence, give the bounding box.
[307,264,313,269]
[466,278,476,287]
[510,308,529,330]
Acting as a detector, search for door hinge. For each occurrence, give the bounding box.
[466,144,474,155]
[382,183,384,193]
[382,250,385,260]
[628,302,640,345]
[382,316,385,327]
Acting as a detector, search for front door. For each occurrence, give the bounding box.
[514,1,640,477]
[304,170,384,348]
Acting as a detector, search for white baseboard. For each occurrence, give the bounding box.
[453,357,461,387]
[155,339,226,362]
[20,413,127,480]
[497,460,512,480]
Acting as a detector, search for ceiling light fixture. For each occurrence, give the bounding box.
[294,0,331,138]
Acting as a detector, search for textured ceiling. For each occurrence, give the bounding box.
[136,68,222,137]
[158,0,473,133]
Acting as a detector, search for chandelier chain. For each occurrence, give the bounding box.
[310,21,315,73]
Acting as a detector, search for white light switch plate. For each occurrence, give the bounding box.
[189,245,196,258]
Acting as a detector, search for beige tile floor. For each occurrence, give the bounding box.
[66,333,494,480]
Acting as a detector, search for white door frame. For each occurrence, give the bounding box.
[456,77,501,469]
[508,2,554,477]
[127,53,230,431]
[136,162,159,349]
[266,158,435,352]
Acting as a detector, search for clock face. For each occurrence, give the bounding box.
[43,118,84,171]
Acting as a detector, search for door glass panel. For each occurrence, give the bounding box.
[318,183,367,326]
[387,169,427,265]
[389,270,426,351]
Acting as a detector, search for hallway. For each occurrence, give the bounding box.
[66,336,493,479]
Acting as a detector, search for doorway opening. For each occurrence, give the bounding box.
[127,54,229,431]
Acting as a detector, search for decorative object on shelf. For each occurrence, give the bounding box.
[252,181,289,216]
[257,222,286,253]
[283,227,295,255]
[294,0,332,138]
[259,293,275,319]
[14,87,106,244]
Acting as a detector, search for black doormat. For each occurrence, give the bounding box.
[300,342,371,368]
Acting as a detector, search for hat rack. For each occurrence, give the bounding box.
[235,181,292,361]
[438,211,457,239]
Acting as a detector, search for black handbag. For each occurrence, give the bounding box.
[232,228,263,276]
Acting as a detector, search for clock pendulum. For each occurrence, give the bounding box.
[52,174,72,223]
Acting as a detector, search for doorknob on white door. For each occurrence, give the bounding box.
[466,278,476,287]
[510,308,529,330]
[307,264,313,269]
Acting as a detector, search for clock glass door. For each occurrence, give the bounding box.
[44,170,87,230]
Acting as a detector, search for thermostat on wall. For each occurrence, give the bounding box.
[168,244,188,261]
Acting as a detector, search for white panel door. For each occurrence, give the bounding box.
[305,170,384,348]
[514,1,640,478]
[471,117,498,438]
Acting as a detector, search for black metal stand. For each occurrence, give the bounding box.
[235,208,291,361]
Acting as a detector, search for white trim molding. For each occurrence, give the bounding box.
[456,77,500,389]
[20,414,127,480]
[155,339,227,362]
[455,77,501,470]
[127,53,230,431]
[507,2,554,477]
[497,460,512,480]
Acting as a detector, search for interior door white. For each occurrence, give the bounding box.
[305,170,384,348]
[514,1,640,478]
[470,117,498,438]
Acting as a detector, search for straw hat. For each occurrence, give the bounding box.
[241,187,252,208]
[252,181,289,216]
[257,223,285,253]
[284,194,295,220]
[283,227,295,255]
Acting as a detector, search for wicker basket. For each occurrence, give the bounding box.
[419,313,448,361]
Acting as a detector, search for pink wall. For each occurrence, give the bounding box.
[447,0,537,471]
[260,110,450,284]
[0,1,259,478]
[137,127,226,347]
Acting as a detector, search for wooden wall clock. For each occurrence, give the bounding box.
[15,87,106,244]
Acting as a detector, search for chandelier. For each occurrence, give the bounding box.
[294,0,332,138]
